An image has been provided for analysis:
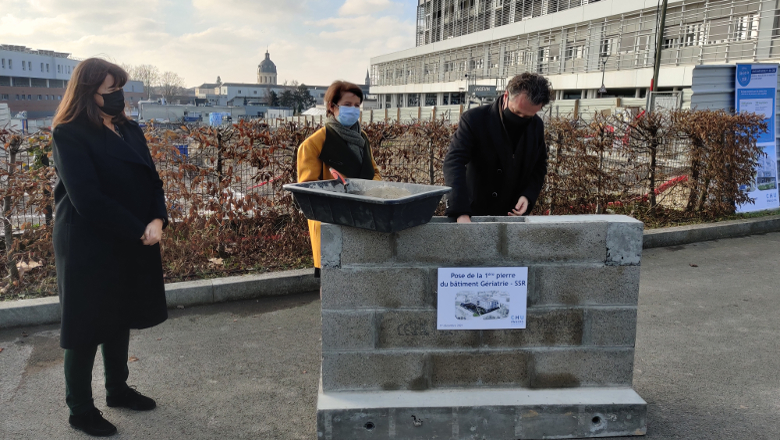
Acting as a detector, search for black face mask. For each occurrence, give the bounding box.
[99,89,125,116]
[503,107,532,129]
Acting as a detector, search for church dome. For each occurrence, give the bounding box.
[258,51,277,74]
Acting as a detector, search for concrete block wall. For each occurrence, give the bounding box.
[320,215,643,393]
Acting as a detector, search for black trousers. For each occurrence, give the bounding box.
[64,329,130,415]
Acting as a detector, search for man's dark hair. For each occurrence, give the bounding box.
[506,73,554,106]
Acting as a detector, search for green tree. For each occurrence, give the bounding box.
[268,90,280,107]
[294,84,316,114]
[279,90,295,109]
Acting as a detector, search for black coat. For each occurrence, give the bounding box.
[52,118,168,349]
[443,97,547,217]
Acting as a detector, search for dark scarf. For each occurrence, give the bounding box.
[325,116,365,161]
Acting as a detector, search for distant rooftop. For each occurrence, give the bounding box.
[219,82,330,89]
[0,44,74,59]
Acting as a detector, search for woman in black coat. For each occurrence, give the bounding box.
[52,58,168,437]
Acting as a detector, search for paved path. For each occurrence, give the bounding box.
[2,232,780,439]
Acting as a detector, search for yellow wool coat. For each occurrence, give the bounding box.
[297,126,381,268]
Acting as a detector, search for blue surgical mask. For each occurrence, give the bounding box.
[337,106,360,127]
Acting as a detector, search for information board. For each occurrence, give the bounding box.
[437,267,528,330]
[735,64,780,212]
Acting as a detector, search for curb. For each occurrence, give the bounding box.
[0,268,320,330]
[642,214,780,249]
[2,214,779,330]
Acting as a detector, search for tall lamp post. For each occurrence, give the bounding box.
[598,54,610,98]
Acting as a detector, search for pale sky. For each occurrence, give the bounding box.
[0,0,417,87]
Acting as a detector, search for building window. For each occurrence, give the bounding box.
[0,94,8,100]
[38,95,42,100]
[734,14,759,41]
[27,94,32,100]
[254,90,257,94]
[58,95,62,100]
[600,38,613,57]
[41,63,44,72]
[28,61,32,70]
[238,90,241,94]
[1,59,4,68]
[22,62,25,71]
[20,94,25,100]
[46,63,49,72]
[58,65,61,73]
[16,94,20,100]
[8,59,12,69]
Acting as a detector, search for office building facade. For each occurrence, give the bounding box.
[0,44,79,119]
[370,0,780,108]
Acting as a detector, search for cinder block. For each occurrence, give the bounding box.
[212,269,319,302]
[430,350,530,388]
[340,227,393,265]
[165,279,213,307]
[530,265,640,306]
[517,404,647,439]
[321,267,434,310]
[377,310,481,349]
[317,388,648,440]
[394,223,502,265]
[481,308,584,348]
[583,307,638,346]
[322,310,376,351]
[322,351,430,391]
[530,348,634,388]
[505,222,607,263]
[607,221,644,266]
[320,223,342,268]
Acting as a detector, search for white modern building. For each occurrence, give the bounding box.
[370,0,780,110]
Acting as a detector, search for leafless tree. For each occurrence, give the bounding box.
[159,71,185,104]
[124,64,160,99]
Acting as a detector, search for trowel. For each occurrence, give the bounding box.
[329,167,349,192]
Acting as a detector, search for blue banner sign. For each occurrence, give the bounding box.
[735,64,780,213]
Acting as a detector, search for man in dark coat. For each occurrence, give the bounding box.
[444,73,553,222]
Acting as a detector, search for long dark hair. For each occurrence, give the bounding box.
[52,58,129,129]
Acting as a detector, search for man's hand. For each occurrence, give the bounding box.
[456,214,472,223]
[141,219,164,245]
[508,196,529,216]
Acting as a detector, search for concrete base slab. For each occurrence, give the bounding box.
[317,386,647,440]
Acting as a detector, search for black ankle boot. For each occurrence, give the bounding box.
[106,386,156,411]
[69,408,117,437]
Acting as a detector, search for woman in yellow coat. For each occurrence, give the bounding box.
[297,81,381,277]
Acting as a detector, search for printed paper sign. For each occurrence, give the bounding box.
[437,267,528,330]
[735,64,780,213]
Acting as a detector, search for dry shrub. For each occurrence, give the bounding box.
[146,119,314,282]
[0,113,768,297]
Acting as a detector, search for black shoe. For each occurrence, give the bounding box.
[69,408,117,437]
[106,386,156,411]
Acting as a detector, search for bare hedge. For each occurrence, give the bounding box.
[0,110,767,297]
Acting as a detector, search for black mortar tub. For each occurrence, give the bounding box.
[283,179,451,233]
